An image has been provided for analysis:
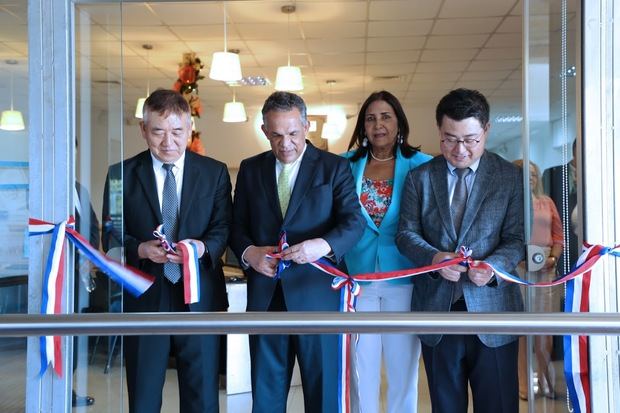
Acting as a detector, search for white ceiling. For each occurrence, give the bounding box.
[0,0,577,143]
[75,1,524,123]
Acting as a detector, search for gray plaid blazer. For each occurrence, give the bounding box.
[396,151,525,347]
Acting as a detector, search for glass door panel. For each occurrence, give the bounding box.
[75,2,125,411]
[0,1,29,411]
[522,0,580,410]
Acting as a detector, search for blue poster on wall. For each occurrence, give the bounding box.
[0,161,28,277]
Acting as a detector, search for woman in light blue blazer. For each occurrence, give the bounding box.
[343,91,431,413]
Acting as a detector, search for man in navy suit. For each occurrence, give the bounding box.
[230,91,364,413]
[102,89,231,413]
[396,88,524,413]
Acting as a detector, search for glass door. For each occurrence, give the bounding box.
[522,0,579,410]
[75,2,125,411]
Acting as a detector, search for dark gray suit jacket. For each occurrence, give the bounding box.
[396,151,524,347]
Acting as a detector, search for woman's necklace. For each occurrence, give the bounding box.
[369,149,394,162]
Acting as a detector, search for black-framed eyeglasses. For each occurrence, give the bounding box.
[441,132,484,148]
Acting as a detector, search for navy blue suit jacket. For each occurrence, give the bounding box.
[230,142,365,312]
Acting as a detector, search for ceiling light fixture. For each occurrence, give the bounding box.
[222,88,247,123]
[0,59,25,131]
[226,75,271,87]
[274,5,303,91]
[209,1,242,82]
[321,80,339,140]
[134,44,153,119]
[495,114,523,123]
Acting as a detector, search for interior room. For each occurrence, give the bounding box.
[0,0,582,411]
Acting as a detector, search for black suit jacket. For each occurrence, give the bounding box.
[102,150,232,312]
[230,142,365,311]
[542,164,578,273]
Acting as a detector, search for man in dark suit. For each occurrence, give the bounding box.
[542,139,578,275]
[230,91,364,413]
[396,88,524,413]
[102,89,232,413]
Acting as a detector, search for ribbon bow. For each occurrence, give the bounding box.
[29,217,155,378]
[152,225,201,305]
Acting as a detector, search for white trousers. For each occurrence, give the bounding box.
[351,282,421,413]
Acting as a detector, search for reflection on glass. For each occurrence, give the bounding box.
[514,160,563,402]
[74,3,126,410]
[524,0,579,410]
[0,2,28,412]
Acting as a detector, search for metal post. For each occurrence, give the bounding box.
[27,1,74,411]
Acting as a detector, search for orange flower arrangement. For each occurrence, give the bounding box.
[172,52,205,154]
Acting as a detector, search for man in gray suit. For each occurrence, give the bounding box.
[396,88,524,413]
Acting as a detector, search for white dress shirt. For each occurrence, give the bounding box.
[446,158,480,206]
[151,152,185,212]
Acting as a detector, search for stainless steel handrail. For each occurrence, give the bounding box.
[0,312,619,336]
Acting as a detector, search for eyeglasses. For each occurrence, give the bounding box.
[441,132,484,149]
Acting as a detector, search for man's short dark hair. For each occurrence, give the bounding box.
[261,91,308,125]
[143,89,191,121]
[435,88,490,127]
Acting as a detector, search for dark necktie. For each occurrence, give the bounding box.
[451,167,471,235]
[451,167,471,302]
[162,163,181,283]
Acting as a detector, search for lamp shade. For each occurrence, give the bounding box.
[209,52,242,82]
[134,98,146,119]
[275,65,303,91]
[222,101,247,123]
[0,109,25,131]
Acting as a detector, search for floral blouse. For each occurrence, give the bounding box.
[360,176,394,227]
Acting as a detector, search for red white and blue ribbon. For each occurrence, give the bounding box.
[267,239,470,413]
[560,243,620,413]
[176,241,201,304]
[33,219,68,377]
[563,245,595,413]
[29,217,155,377]
[153,224,201,304]
[268,232,620,413]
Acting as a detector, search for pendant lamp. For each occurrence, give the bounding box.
[209,2,242,82]
[274,5,303,91]
[321,80,339,140]
[0,60,25,131]
[222,89,247,123]
[135,44,152,119]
